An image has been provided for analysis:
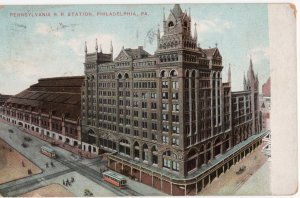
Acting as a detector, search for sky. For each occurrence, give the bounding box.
[0,4,269,95]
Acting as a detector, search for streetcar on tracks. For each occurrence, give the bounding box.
[102,171,127,188]
[40,146,56,158]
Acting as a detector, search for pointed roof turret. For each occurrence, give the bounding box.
[95,38,98,52]
[228,64,231,83]
[84,41,87,54]
[110,40,113,53]
[172,4,183,18]
[194,22,198,42]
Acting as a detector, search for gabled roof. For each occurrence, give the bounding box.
[115,46,151,61]
[203,47,222,59]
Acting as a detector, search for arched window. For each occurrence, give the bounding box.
[151,146,158,165]
[187,148,198,172]
[119,139,130,156]
[206,142,212,162]
[214,137,222,157]
[170,70,178,77]
[162,150,179,172]
[160,70,166,77]
[142,144,148,161]
[124,73,129,79]
[134,141,139,159]
[118,73,122,79]
[168,21,174,27]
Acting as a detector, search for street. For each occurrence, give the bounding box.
[0,121,144,196]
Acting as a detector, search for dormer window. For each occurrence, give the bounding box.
[168,21,174,27]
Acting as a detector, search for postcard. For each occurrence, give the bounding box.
[0,1,297,197]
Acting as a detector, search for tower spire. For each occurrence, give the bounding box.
[243,72,247,90]
[110,40,113,53]
[110,40,113,61]
[228,64,231,83]
[157,24,160,39]
[84,41,87,54]
[194,22,198,42]
[163,7,165,21]
[95,38,98,52]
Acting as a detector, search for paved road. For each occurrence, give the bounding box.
[0,121,141,196]
[57,158,142,196]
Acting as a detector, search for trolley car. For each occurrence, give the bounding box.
[102,171,127,188]
[40,146,56,158]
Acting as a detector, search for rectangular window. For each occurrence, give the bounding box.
[134,130,139,136]
[142,102,147,108]
[162,92,168,99]
[162,103,169,110]
[172,81,178,89]
[142,112,147,118]
[162,81,168,88]
[172,93,179,100]
[162,136,169,143]
[172,104,179,111]
[151,93,157,99]
[143,131,147,138]
[151,113,157,120]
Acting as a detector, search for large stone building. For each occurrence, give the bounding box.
[81,4,264,195]
[0,76,84,147]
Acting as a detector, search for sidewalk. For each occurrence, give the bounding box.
[198,144,269,195]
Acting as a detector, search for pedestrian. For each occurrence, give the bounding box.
[63,180,65,186]
[71,177,74,183]
[46,162,49,168]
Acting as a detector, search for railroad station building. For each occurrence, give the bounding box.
[81,4,264,195]
[0,76,89,149]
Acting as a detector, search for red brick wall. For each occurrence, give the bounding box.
[153,176,161,190]
[141,172,152,186]
[162,180,171,195]
[172,183,185,196]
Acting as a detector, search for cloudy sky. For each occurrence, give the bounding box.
[0,4,269,95]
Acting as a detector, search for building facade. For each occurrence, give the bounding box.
[0,76,84,148]
[81,4,264,195]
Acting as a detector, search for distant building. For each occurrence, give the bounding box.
[260,77,271,130]
[0,94,11,106]
[0,76,84,147]
[262,77,271,97]
[81,4,264,195]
